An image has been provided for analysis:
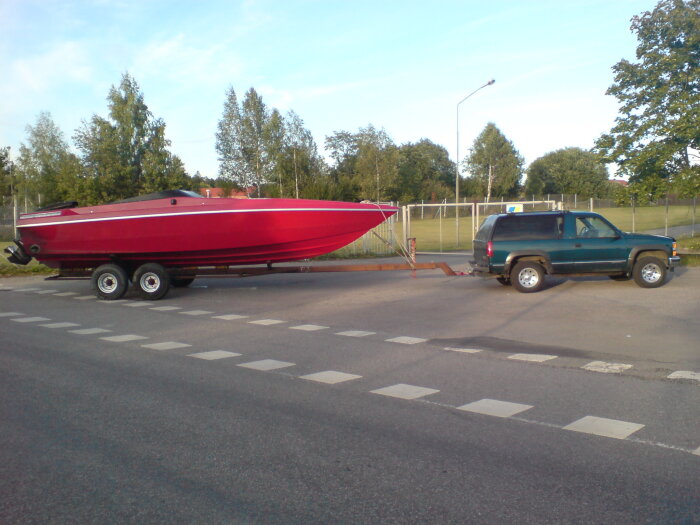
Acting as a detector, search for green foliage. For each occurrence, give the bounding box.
[464,123,523,199]
[595,0,700,198]
[524,147,610,198]
[396,139,455,203]
[1,147,15,197]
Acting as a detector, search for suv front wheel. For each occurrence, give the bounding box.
[511,261,546,293]
[633,256,667,288]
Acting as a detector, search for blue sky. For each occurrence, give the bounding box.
[1,0,658,179]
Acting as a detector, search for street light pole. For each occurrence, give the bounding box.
[455,79,495,247]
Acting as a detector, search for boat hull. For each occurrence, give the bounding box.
[15,196,398,270]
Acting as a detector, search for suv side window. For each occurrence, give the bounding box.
[576,216,618,238]
[492,215,560,241]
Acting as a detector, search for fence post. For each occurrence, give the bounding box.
[632,194,636,233]
[665,193,669,236]
[589,198,593,212]
[693,196,696,237]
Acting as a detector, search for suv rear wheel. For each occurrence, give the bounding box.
[633,256,667,288]
[511,261,546,293]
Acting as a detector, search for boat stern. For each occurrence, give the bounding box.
[4,240,32,265]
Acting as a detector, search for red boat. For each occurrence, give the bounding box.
[6,190,398,300]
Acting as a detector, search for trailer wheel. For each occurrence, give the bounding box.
[92,263,129,300]
[133,263,170,300]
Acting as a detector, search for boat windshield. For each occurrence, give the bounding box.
[112,190,203,204]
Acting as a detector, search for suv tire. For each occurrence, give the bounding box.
[633,256,667,288]
[511,261,546,293]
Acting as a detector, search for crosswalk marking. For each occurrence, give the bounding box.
[11,317,51,323]
[179,310,214,316]
[142,342,192,351]
[371,383,439,400]
[70,328,112,335]
[457,399,533,418]
[508,353,557,363]
[0,312,23,317]
[444,346,482,354]
[563,416,644,440]
[248,319,286,326]
[212,314,248,320]
[668,371,700,382]
[150,306,182,311]
[188,350,242,360]
[336,330,375,337]
[100,334,149,343]
[300,371,362,384]
[40,322,81,329]
[582,361,633,374]
[238,359,295,371]
[385,336,427,345]
[290,324,328,331]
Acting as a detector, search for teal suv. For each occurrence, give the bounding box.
[471,211,681,293]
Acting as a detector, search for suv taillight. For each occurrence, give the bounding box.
[486,241,493,258]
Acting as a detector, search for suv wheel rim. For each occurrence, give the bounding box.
[641,263,661,283]
[518,268,539,288]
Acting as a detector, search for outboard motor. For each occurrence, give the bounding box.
[4,241,32,265]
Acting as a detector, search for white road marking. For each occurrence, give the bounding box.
[35,289,59,294]
[300,371,362,384]
[336,330,375,337]
[668,371,700,382]
[40,322,81,329]
[248,319,286,326]
[125,302,154,307]
[582,361,633,374]
[179,310,214,316]
[74,295,97,300]
[13,288,40,292]
[53,292,78,296]
[142,341,192,351]
[563,415,645,440]
[444,346,482,354]
[150,306,182,311]
[98,300,130,305]
[508,353,558,363]
[694,446,700,456]
[371,383,439,400]
[0,312,23,317]
[188,350,242,360]
[100,334,149,343]
[238,359,295,371]
[385,336,427,345]
[70,328,112,335]
[457,398,533,418]
[212,314,249,320]
[11,317,51,323]
[290,324,329,332]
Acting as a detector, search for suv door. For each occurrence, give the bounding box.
[572,215,628,272]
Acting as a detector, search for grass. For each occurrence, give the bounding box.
[0,242,54,276]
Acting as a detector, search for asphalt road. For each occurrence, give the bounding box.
[1,257,699,524]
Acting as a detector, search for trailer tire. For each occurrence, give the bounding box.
[133,263,170,300]
[92,263,129,300]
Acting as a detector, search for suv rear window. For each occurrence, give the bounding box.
[492,214,560,241]
[475,215,498,241]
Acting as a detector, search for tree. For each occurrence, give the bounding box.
[1,147,14,197]
[14,112,83,206]
[280,111,324,199]
[524,147,610,197]
[595,0,700,198]
[464,123,523,200]
[396,140,455,203]
[215,87,247,190]
[74,73,187,203]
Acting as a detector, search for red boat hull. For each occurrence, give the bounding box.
[15,195,398,270]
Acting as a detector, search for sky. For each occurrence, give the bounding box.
[1,0,659,180]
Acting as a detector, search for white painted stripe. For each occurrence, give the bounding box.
[248,319,286,326]
[100,334,149,342]
[98,299,130,305]
[508,353,558,363]
[457,398,533,418]
[336,330,375,337]
[35,289,59,294]
[444,346,482,354]
[142,341,192,351]
[124,302,154,307]
[290,324,328,332]
[668,371,700,382]
[53,292,79,296]
[70,328,112,335]
[74,295,97,300]
[694,446,700,456]
[0,312,23,317]
[371,383,439,400]
[179,310,214,316]
[150,306,182,311]
[12,288,40,292]
[582,361,633,374]
[19,206,390,228]
[40,322,81,329]
[300,371,362,384]
[385,336,427,345]
[238,359,295,371]
[12,317,51,323]
[212,314,249,320]
[563,416,644,440]
[188,350,242,360]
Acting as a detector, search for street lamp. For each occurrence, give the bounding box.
[455,79,495,246]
